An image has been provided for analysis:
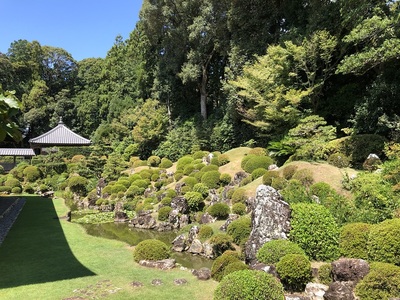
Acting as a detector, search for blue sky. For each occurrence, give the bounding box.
[0,0,143,61]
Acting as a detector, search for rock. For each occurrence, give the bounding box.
[285,296,311,300]
[179,214,189,228]
[187,226,199,244]
[168,210,180,229]
[331,258,370,283]
[114,211,129,223]
[188,239,203,254]
[174,278,188,285]
[268,164,279,170]
[129,211,157,229]
[305,283,329,300]
[324,281,356,300]
[245,185,291,264]
[250,263,278,277]
[233,171,248,185]
[192,268,211,280]
[219,214,240,231]
[203,242,214,258]
[199,212,216,224]
[172,234,187,252]
[151,279,163,286]
[208,189,220,205]
[171,196,189,214]
[220,185,235,203]
[139,259,176,270]
[175,182,187,195]
[130,281,144,287]
[157,221,173,231]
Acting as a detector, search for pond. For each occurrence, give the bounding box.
[79,222,214,269]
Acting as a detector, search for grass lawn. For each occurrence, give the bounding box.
[0,196,218,300]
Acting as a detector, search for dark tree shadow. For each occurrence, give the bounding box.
[0,196,95,288]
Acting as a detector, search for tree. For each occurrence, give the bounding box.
[0,87,22,142]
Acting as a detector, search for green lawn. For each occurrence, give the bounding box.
[0,196,217,299]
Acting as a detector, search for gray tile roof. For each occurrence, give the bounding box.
[29,121,91,146]
[0,148,35,156]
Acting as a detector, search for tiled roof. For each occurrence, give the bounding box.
[0,148,35,156]
[29,120,91,146]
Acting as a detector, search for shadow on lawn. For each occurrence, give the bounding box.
[0,196,95,288]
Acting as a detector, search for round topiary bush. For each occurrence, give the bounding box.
[218,154,230,166]
[0,186,12,193]
[219,173,232,186]
[223,261,250,277]
[185,191,204,212]
[231,188,247,204]
[280,179,311,204]
[183,164,195,175]
[192,182,209,198]
[198,225,214,240]
[251,168,267,179]
[367,218,400,265]
[201,170,221,189]
[271,177,287,190]
[227,217,252,245]
[231,203,247,215]
[355,262,400,300]
[214,269,285,300]
[207,203,230,219]
[4,178,21,188]
[201,164,219,172]
[157,206,172,221]
[318,263,333,285]
[243,156,274,174]
[209,234,235,257]
[211,250,241,281]
[111,183,127,194]
[176,156,194,170]
[282,165,298,180]
[159,157,173,168]
[292,169,314,186]
[183,176,198,188]
[68,176,88,196]
[133,239,170,262]
[262,170,280,186]
[256,239,306,265]
[339,222,372,259]
[249,147,267,156]
[11,187,22,194]
[276,254,312,292]
[147,155,161,167]
[327,152,350,168]
[23,165,42,182]
[289,203,340,261]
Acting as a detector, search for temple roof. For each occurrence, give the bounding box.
[29,119,91,146]
[0,148,35,156]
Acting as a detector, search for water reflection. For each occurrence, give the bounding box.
[80,222,213,269]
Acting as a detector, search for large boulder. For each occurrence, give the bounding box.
[171,196,189,214]
[192,268,211,280]
[324,282,356,300]
[188,239,203,254]
[129,211,157,229]
[245,185,291,264]
[331,258,370,283]
[172,234,187,252]
[219,214,240,231]
[139,259,176,270]
[114,211,129,223]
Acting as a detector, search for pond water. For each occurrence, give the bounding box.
[79,222,214,269]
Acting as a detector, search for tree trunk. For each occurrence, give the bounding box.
[200,65,208,120]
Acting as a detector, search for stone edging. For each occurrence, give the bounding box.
[0,197,26,246]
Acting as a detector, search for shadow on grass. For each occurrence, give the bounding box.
[0,196,95,288]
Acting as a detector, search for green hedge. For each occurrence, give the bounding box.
[256,239,306,265]
[227,217,251,245]
[276,254,312,292]
[133,239,170,262]
[339,222,372,259]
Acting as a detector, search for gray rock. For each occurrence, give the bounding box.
[114,211,129,223]
[171,196,189,214]
[172,234,187,252]
[331,258,370,283]
[174,278,188,285]
[219,214,240,231]
[139,259,176,270]
[129,211,157,229]
[324,281,356,300]
[305,283,329,300]
[188,239,203,254]
[199,212,216,224]
[233,171,248,185]
[151,279,163,285]
[192,267,211,280]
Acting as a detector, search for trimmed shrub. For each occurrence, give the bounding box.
[157,206,172,221]
[4,178,21,188]
[0,186,11,193]
[23,165,42,182]
[183,164,195,175]
[276,254,312,292]
[227,217,252,245]
[165,188,177,198]
[355,262,400,300]
[339,222,372,259]
[24,185,35,194]
[327,152,350,168]
[249,147,267,156]
[198,225,214,240]
[160,196,172,206]
[68,176,88,196]
[131,179,149,189]
[289,203,340,261]
[211,250,240,281]
[280,179,311,204]
[282,165,298,180]
[231,188,247,204]
[201,164,219,172]
[262,170,280,186]
[219,173,232,186]
[111,183,127,194]
[192,183,209,198]
[271,177,287,190]
[223,261,249,277]
[209,234,235,257]
[192,150,208,159]
[159,157,173,168]
[256,240,306,265]
[243,156,274,174]
[292,169,314,186]
[231,203,247,215]
[318,263,333,285]
[133,239,170,262]
[183,176,198,188]
[367,218,400,265]
[239,175,253,186]
[185,191,204,212]
[214,270,285,300]
[11,187,22,194]
[251,168,267,179]
[201,170,221,189]
[218,154,230,166]
[207,203,230,219]
[176,156,194,170]
[147,155,161,167]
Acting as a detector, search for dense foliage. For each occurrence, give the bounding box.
[133,239,170,262]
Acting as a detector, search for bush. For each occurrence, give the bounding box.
[256,239,306,265]
[218,154,230,166]
[198,225,214,240]
[209,234,235,257]
[201,170,221,189]
[367,218,400,265]
[207,203,230,219]
[11,187,22,194]
[339,222,372,259]
[223,261,249,277]
[227,217,252,245]
[157,206,172,221]
[271,177,287,190]
[214,270,285,300]
[183,176,198,188]
[327,153,350,168]
[211,250,240,281]
[280,179,311,204]
[289,203,340,261]
[231,203,247,215]
[159,157,173,168]
[282,165,298,180]
[4,178,21,188]
[249,147,267,156]
[219,173,232,186]
[292,169,314,186]
[183,164,195,175]
[192,150,208,159]
[185,191,204,212]
[176,156,194,170]
[68,176,88,196]
[0,186,11,193]
[131,179,149,189]
[276,254,312,292]
[355,262,400,300]
[147,155,161,167]
[24,185,35,194]
[262,170,280,186]
[251,168,267,179]
[23,165,42,182]
[133,239,170,262]
[192,183,209,198]
[231,188,247,204]
[201,164,219,172]
[318,263,333,285]
[243,156,274,174]
[111,183,127,194]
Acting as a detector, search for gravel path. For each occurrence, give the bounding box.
[0,197,26,245]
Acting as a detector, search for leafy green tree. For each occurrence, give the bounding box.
[0,87,22,142]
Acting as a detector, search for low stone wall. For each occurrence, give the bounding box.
[0,197,26,245]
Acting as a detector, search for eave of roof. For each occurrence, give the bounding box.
[0,148,35,156]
